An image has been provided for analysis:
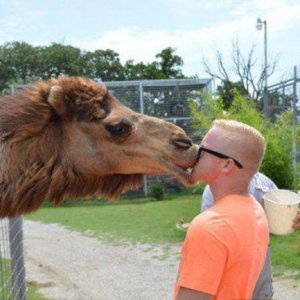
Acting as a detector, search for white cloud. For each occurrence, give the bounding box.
[64,0,298,77]
[71,17,260,76]
[0,0,298,79]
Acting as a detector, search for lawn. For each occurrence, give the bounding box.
[26,192,300,276]
[26,193,199,245]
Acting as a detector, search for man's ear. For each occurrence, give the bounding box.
[222,159,235,174]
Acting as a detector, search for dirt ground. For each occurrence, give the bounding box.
[23,220,300,300]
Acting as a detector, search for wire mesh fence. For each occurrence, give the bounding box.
[104,78,213,193]
[268,66,299,119]
[0,217,27,300]
[105,78,212,140]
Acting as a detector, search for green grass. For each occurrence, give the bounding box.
[0,258,49,300]
[270,232,300,278]
[0,257,13,298]
[27,283,50,300]
[27,193,200,245]
[26,193,300,275]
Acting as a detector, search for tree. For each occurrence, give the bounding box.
[267,89,294,118]
[82,49,125,81]
[123,47,186,81]
[124,60,162,80]
[0,41,188,92]
[38,43,82,79]
[203,38,278,105]
[0,44,15,91]
[2,41,40,83]
[155,47,184,79]
[217,80,249,110]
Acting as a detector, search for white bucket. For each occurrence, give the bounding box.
[263,189,300,235]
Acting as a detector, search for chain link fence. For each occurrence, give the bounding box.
[0,217,27,300]
[268,66,299,119]
[104,78,213,193]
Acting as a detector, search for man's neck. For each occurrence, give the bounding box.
[209,179,249,202]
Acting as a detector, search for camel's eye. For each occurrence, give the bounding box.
[104,121,131,138]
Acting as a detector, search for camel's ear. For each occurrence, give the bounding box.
[48,86,70,118]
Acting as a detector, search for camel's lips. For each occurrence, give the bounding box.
[156,158,194,186]
[170,165,193,186]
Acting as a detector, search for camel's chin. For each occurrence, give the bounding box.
[109,165,194,190]
[149,161,194,186]
[171,167,194,186]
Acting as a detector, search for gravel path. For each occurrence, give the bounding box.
[23,220,300,300]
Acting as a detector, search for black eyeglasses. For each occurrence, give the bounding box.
[197,146,243,169]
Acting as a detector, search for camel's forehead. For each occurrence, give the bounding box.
[53,77,109,99]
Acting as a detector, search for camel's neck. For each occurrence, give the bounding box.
[0,92,65,217]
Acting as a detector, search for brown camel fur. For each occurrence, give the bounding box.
[0,77,198,218]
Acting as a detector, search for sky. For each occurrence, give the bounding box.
[0,0,299,84]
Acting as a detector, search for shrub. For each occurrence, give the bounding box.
[149,181,165,201]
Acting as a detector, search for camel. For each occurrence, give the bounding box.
[0,76,198,218]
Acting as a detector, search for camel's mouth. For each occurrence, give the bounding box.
[167,164,193,186]
[151,159,194,186]
[125,163,192,186]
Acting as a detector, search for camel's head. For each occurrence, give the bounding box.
[47,77,198,186]
[0,76,199,217]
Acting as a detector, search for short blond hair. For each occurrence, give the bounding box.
[212,119,266,172]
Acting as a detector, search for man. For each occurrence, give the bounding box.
[201,172,277,300]
[202,175,300,300]
[174,119,269,300]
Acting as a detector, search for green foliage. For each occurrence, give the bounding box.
[149,181,165,201]
[190,91,299,189]
[0,42,186,92]
[190,182,206,195]
[189,93,224,140]
[260,112,295,188]
[82,49,125,81]
[155,47,184,79]
[39,43,82,79]
[217,80,249,110]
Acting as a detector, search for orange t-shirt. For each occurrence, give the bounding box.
[174,194,269,300]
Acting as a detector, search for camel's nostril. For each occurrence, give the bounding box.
[172,137,193,150]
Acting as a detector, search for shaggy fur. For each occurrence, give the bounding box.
[0,77,143,217]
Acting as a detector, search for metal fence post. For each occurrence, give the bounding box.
[9,217,27,300]
[139,82,148,196]
[292,66,298,171]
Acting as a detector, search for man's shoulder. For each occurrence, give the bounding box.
[190,205,234,233]
[252,172,277,190]
[190,210,220,230]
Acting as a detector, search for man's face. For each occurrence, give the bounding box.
[191,127,225,183]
